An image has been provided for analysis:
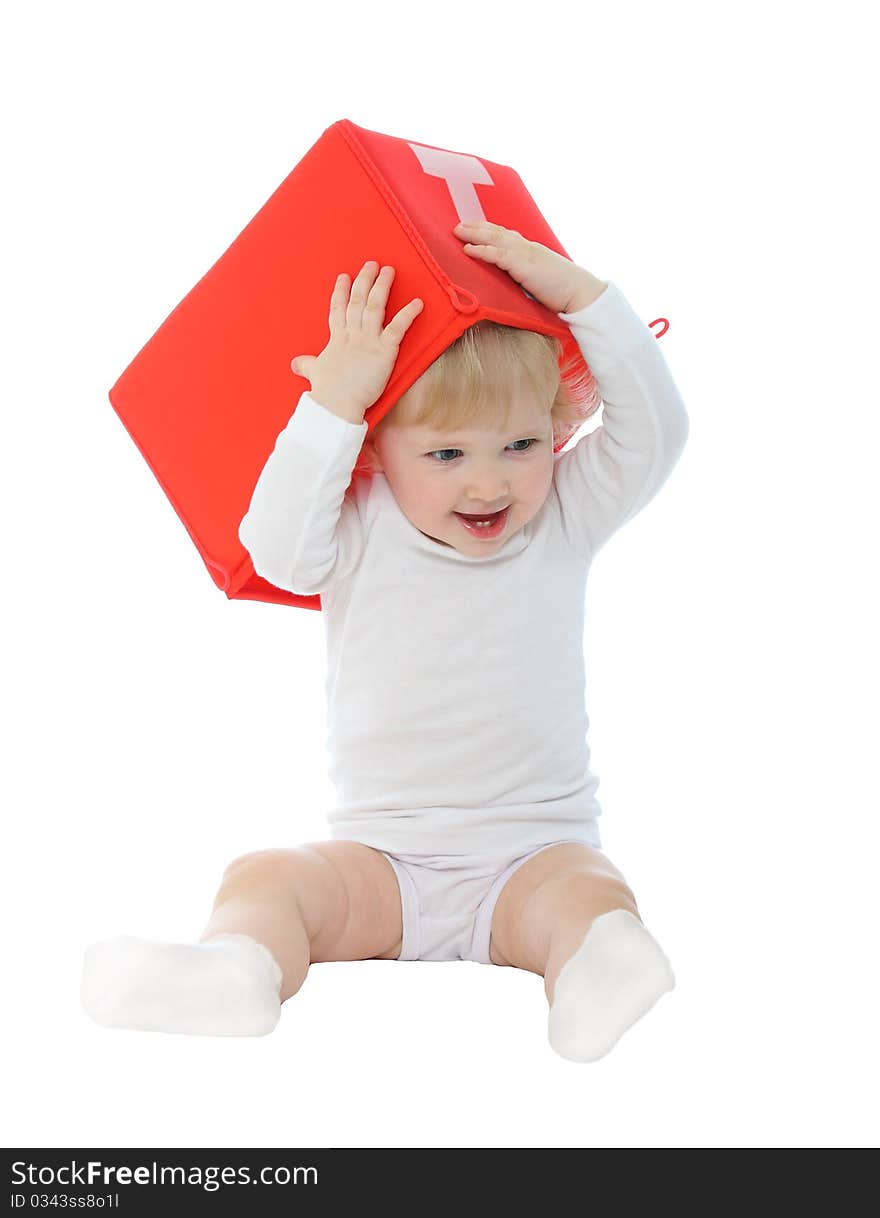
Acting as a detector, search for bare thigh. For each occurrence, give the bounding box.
[207,840,403,966]
[488,843,638,971]
[288,840,403,962]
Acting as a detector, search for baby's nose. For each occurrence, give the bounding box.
[467,480,509,504]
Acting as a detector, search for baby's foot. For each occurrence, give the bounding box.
[81,933,283,1037]
[547,909,675,1062]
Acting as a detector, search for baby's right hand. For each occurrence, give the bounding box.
[290,261,424,423]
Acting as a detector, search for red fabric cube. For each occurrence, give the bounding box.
[108,118,664,610]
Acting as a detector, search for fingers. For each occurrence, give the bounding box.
[333,226,520,334]
[454,221,520,242]
[346,261,384,327]
[349,261,401,331]
[385,295,424,341]
[328,271,351,331]
[453,222,504,268]
[459,240,509,270]
[329,260,422,336]
[453,221,524,262]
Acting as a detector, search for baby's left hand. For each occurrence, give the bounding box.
[453,221,607,314]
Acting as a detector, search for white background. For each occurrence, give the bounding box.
[2,0,877,1151]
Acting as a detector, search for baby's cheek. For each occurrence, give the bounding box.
[531,461,555,504]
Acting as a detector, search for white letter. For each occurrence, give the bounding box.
[407,144,495,225]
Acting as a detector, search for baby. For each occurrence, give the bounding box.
[82,221,689,1062]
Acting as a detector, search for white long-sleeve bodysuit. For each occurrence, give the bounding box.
[239,282,689,860]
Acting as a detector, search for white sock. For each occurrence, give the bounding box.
[81,933,283,1037]
[547,909,675,1062]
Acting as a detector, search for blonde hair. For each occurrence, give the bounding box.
[354,321,601,477]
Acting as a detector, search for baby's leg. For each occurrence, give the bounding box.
[81,842,403,1036]
[489,843,675,1062]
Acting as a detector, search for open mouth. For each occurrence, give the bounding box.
[454,506,510,539]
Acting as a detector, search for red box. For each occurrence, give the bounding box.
[109,119,660,610]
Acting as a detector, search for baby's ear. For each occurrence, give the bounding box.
[361,436,384,474]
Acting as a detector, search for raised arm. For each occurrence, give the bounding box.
[552,282,690,561]
[238,392,369,595]
[238,259,424,595]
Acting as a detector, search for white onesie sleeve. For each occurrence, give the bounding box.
[553,281,690,561]
[238,392,369,595]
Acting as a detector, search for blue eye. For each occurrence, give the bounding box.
[426,439,539,462]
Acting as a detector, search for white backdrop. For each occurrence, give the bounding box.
[2,0,877,1150]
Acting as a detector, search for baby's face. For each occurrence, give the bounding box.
[365,394,555,555]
